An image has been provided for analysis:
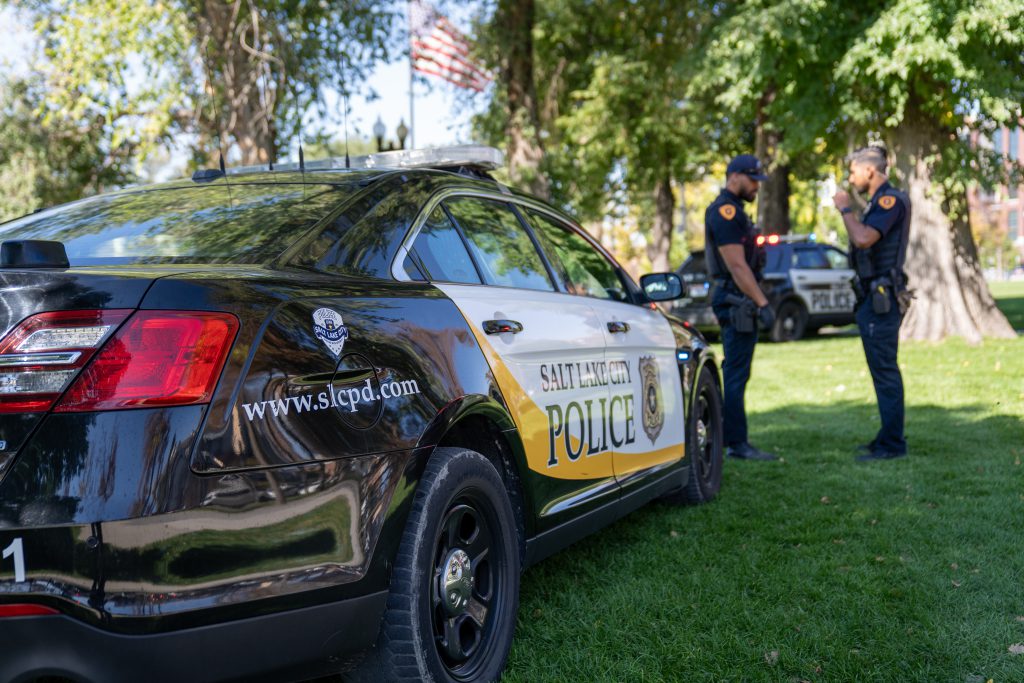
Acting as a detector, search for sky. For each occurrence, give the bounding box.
[0,5,485,169]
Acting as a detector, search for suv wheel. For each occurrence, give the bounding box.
[666,365,723,505]
[771,300,808,342]
[356,447,520,683]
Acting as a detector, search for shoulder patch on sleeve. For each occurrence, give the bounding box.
[878,195,896,210]
[719,204,736,220]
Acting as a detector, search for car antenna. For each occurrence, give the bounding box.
[341,54,351,169]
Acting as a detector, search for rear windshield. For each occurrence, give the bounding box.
[679,252,706,274]
[0,182,352,265]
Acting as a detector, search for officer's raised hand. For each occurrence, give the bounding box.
[832,190,852,211]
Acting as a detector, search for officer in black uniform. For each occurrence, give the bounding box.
[705,154,777,461]
[832,145,912,461]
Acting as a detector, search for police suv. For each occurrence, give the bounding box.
[760,234,857,341]
[0,147,722,683]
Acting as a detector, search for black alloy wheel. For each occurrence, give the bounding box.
[771,300,808,342]
[431,497,503,676]
[666,365,723,505]
[354,447,519,683]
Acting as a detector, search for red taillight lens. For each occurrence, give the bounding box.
[0,603,59,617]
[56,311,238,412]
[0,310,132,413]
[756,235,766,246]
[768,234,780,245]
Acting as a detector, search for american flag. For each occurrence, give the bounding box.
[409,0,492,92]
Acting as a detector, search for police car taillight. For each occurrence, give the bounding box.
[55,311,238,412]
[0,603,59,617]
[0,309,131,413]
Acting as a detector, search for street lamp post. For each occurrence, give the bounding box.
[373,116,386,153]
[397,119,409,150]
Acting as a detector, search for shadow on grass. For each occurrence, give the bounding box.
[749,400,1021,459]
[995,294,1024,332]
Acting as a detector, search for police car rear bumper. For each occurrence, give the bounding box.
[0,591,387,683]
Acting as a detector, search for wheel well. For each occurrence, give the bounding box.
[436,414,529,565]
[778,295,808,313]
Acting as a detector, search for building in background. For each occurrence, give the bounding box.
[969,122,1024,278]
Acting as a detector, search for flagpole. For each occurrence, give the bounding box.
[408,0,416,149]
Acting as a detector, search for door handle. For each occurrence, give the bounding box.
[483,319,523,335]
[607,321,630,334]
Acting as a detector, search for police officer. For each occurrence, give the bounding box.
[832,145,912,461]
[706,154,777,461]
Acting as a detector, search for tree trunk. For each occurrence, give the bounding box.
[754,87,790,234]
[646,175,673,272]
[496,0,549,200]
[196,0,278,165]
[893,112,1015,342]
[757,163,790,234]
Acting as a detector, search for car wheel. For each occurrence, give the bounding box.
[771,300,808,342]
[355,447,520,683]
[666,365,723,505]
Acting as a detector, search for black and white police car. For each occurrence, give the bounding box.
[759,234,857,341]
[670,236,856,342]
[0,146,723,683]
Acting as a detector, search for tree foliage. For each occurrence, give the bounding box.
[10,0,398,165]
[0,76,134,221]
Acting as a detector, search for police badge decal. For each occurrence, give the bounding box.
[312,307,349,357]
[640,356,664,444]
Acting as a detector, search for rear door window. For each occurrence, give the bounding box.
[443,198,554,291]
[792,247,829,270]
[407,207,481,284]
[825,247,850,270]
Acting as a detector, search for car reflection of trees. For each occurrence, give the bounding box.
[0,182,353,265]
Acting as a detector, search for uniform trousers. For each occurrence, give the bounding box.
[855,294,907,454]
[713,292,757,448]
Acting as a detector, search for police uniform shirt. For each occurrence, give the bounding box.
[860,181,908,273]
[705,189,757,281]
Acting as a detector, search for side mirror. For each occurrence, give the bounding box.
[640,272,684,301]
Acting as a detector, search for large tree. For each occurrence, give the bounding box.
[11,0,397,165]
[835,0,1021,341]
[0,76,134,221]
[688,0,861,235]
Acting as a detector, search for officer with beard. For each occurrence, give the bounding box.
[832,145,912,461]
[705,154,777,461]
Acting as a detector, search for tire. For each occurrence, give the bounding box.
[353,447,520,683]
[667,365,723,505]
[771,300,808,342]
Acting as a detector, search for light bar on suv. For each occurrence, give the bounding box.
[226,145,505,176]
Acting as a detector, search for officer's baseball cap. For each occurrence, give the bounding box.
[726,154,769,181]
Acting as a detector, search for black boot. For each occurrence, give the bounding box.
[727,442,778,461]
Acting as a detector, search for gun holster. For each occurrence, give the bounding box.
[896,288,914,315]
[725,294,757,333]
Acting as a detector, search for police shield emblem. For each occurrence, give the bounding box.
[719,205,736,220]
[878,195,896,210]
[312,307,349,357]
[640,356,664,444]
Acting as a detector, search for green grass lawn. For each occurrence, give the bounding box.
[506,289,1024,682]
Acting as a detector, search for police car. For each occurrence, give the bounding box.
[668,250,717,336]
[0,146,722,683]
[759,235,857,341]
[670,237,856,342]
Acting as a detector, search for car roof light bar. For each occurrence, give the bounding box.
[226,145,504,177]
